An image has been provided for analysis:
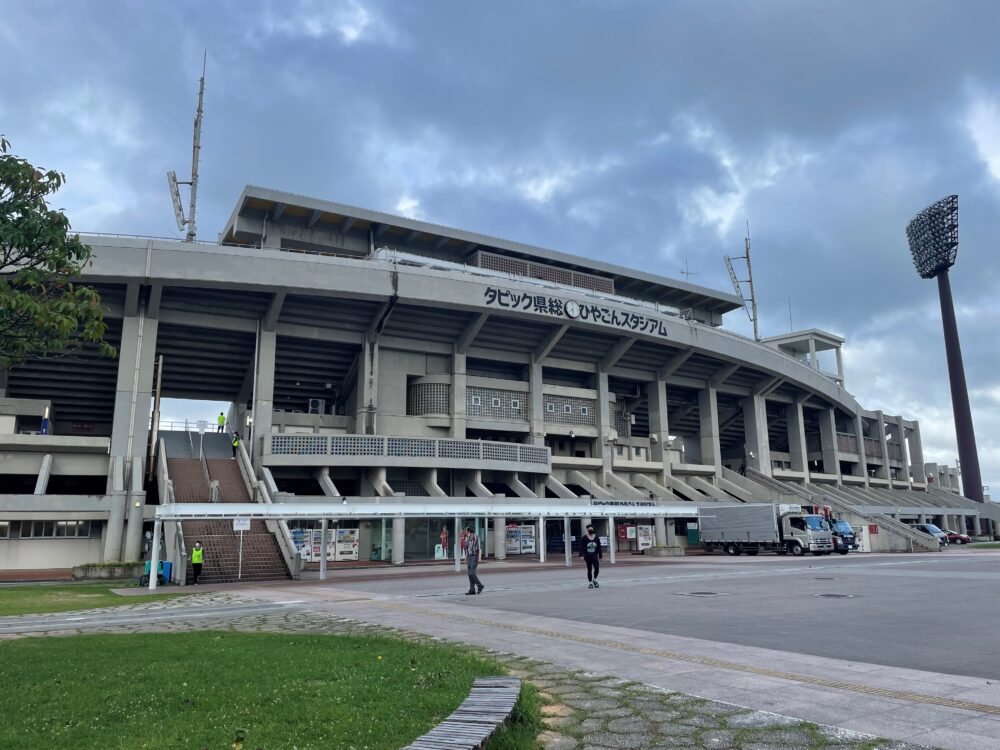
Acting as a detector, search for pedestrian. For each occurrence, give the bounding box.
[463,527,484,595]
[231,431,240,458]
[217,412,226,433]
[580,524,603,588]
[191,541,204,584]
[738,462,746,476]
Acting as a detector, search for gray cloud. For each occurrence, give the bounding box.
[2,0,998,491]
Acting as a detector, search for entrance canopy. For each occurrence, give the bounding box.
[154,502,703,522]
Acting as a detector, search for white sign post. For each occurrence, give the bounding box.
[233,517,251,579]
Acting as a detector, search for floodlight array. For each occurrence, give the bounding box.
[906,195,959,279]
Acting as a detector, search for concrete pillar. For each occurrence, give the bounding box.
[907,422,925,483]
[495,516,506,560]
[808,338,817,370]
[103,492,127,561]
[319,519,328,580]
[787,402,808,474]
[742,394,771,475]
[875,412,890,480]
[648,378,671,480]
[123,473,145,560]
[596,371,613,475]
[252,329,276,466]
[452,348,467,439]
[148,519,161,590]
[608,515,616,564]
[391,517,405,565]
[654,517,667,546]
[853,413,870,486]
[529,357,545,447]
[818,408,840,480]
[454,516,462,573]
[0,364,8,397]
[698,386,721,471]
[356,334,379,435]
[972,515,982,536]
[918,514,928,525]
[564,516,572,567]
[835,346,844,385]
[538,516,546,563]
[666,518,678,546]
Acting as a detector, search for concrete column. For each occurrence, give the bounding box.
[319,519,328,580]
[103,491,127,561]
[654,517,667,546]
[907,422,925,483]
[698,386,721,471]
[648,377,671,481]
[356,334,379,435]
[538,516,546,563]
[123,468,145,560]
[808,338,817,370]
[454,516,462,572]
[452,348,467,439]
[0,364,8,398]
[818,408,840,480]
[835,347,844,385]
[666,518,678,546]
[854,414,870,486]
[596,371,613,475]
[391,517,405,565]
[495,516,506,560]
[529,357,545,447]
[972,515,982,536]
[875,412,890,479]
[252,329,276,466]
[148,519,161,590]
[608,515,616,564]
[787,402,808,474]
[742,394,771,475]
[564,516,572,566]
[918,514,928,524]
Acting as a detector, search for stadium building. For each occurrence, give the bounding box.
[1,185,995,581]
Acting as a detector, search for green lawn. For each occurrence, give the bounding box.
[0,631,539,750]
[0,584,182,617]
[968,542,1000,550]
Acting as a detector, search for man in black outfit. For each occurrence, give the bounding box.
[580,524,603,588]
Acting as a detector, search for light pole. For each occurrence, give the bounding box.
[905,195,983,502]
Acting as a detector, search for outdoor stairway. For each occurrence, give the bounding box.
[165,457,290,585]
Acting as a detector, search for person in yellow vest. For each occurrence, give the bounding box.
[217,412,226,433]
[231,432,240,458]
[191,541,204,584]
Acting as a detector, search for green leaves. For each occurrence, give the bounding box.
[0,136,116,367]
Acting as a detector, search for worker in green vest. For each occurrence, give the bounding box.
[231,432,241,458]
[190,541,204,584]
[217,412,226,433]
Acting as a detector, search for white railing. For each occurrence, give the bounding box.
[157,439,187,584]
[237,440,299,577]
[268,434,550,467]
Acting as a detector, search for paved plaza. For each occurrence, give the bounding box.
[5,550,1000,749]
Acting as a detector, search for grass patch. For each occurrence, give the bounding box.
[487,681,543,750]
[0,584,182,617]
[968,542,1000,550]
[0,631,533,750]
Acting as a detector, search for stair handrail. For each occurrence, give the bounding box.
[236,441,300,577]
[156,439,188,583]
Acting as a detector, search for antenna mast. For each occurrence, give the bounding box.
[167,52,206,242]
[723,221,761,341]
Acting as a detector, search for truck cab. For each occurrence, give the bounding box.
[780,510,834,556]
[830,519,857,554]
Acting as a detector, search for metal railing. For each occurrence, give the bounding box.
[836,432,859,454]
[236,440,299,577]
[268,434,551,467]
[863,437,883,458]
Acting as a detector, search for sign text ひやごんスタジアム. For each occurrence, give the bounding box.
[483,287,669,337]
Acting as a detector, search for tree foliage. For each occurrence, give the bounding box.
[0,136,115,368]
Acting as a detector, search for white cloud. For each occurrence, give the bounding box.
[963,88,1000,184]
[254,0,396,46]
[394,194,420,219]
[42,86,144,151]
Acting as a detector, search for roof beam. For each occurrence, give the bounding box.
[147,283,163,320]
[600,336,636,372]
[432,236,450,252]
[719,408,743,433]
[534,324,569,362]
[457,313,489,354]
[405,230,421,244]
[366,297,398,343]
[124,282,140,317]
[657,349,693,380]
[272,203,287,222]
[710,362,741,387]
[753,376,783,396]
[263,291,286,332]
[340,217,356,235]
[306,210,322,228]
[373,223,390,239]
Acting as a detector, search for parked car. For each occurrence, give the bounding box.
[830,519,858,555]
[943,529,972,545]
[911,523,949,547]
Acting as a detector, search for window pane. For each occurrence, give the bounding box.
[9,521,20,539]
[55,521,70,537]
[79,521,92,537]
[43,521,55,537]
[0,521,8,539]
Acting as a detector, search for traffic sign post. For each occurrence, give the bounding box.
[233,517,251,579]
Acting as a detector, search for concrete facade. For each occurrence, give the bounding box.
[1,185,995,569]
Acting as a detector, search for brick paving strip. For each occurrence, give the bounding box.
[0,597,933,749]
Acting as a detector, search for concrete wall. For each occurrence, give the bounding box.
[0,538,104,569]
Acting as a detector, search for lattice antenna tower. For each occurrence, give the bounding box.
[167,52,207,242]
[723,222,760,340]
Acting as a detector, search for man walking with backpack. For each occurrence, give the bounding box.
[581,524,603,588]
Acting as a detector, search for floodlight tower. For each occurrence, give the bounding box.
[905,195,983,502]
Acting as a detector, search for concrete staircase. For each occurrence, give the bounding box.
[166,457,290,585]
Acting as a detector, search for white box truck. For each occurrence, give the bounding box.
[700,504,834,557]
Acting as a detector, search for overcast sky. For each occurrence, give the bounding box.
[2,1,998,493]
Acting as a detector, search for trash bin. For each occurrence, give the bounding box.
[160,561,173,585]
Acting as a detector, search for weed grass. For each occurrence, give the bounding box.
[0,583,181,617]
[0,631,538,750]
[968,542,1000,550]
